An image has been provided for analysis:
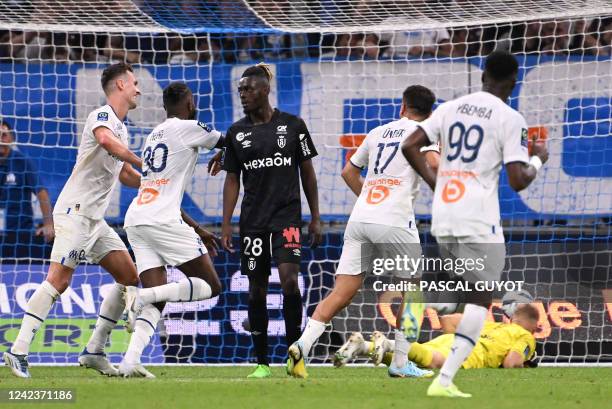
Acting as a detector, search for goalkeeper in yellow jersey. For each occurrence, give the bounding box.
[334,304,539,370]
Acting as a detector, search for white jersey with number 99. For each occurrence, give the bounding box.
[418,91,530,238]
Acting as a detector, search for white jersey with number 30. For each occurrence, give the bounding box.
[349,117,435,229]
[124,118,221,227]
[419,91,530,237]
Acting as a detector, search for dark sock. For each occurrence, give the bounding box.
[283,291,303,345]
[248,297,269,365]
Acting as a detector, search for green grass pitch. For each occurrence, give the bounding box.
[0,366,610,409]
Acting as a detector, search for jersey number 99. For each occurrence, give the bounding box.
[446,122,483,163]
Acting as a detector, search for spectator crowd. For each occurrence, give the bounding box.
[0,17,610,64]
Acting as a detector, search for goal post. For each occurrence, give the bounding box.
[0,1,610,365]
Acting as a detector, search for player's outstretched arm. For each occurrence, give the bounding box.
[502,351,525,368]
[119,163,141,188]
[506,137,549,192]
[221,172,240,252]
[300,159,322,248]
[340,160,364,196]
[94,127,142,168]
[401,128,437,190]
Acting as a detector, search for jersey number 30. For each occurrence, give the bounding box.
[142,143,169,176]
[446,122,483,163]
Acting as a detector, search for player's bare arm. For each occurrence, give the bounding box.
[401,127,437,190]
[300,159,322,248]
[439,313,462,334]
[502,351,525,368]
[341,161,364,196]
[180,208,221,257]
[94,126,142,168]
[119,162,141,188]
[35,188,55,242]
[506,136,549,192]
[221,171,240,252]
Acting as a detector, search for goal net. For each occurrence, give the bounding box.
[0,1,610,365]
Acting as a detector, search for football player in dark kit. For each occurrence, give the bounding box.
[221,63,322,378]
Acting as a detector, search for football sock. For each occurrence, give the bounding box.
[86,283,125,354]
[393,329,410,368]
[248,297,269,365]
[139,277,212,304]
[11,281,59,355]
[439,304,487,387]
[124,305,161,364]
[297,318,326,357]
[282,291,303,345]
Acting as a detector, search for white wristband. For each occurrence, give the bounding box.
[529,156,543,172]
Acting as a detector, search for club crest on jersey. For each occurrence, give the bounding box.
[236,131,251,142]
[97,112,109,121]
[241,140,252,148]
[277,134,286,148]
[248,258,256,270]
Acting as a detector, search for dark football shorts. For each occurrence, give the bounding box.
[240,226,302,276]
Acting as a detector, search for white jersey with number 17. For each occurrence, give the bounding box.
[418,91,530,238]
[349,117,437,229]
[124,118,221,228]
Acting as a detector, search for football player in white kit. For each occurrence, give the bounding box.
[402,51,549,398]
[3,63,143,378]
[119,82,224,378]
[287,85,440,379]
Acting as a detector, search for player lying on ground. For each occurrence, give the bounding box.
[334,304,538,370]
[287,85,440,379]
[3,63,143,378]
[120,82,225,378]
[401,51,548,397]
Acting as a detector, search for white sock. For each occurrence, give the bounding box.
[393,329,410,367]
[11,281,59,355]
[139,277,212,304]
[124,305,161,364]
[86,283,125,354]
[438,304,487,387]
[297,318,326,357]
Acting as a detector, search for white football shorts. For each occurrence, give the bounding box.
[336,221,421,277]
[125,222,207,274]
[50,213,127,269]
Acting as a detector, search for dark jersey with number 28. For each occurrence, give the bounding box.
[223,109,318,233]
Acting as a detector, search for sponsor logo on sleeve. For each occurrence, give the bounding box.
[521,128,528,148]
[97,112,109,121]
[300,140,311,156]
[198,122,213,133]
[276,125,287,134]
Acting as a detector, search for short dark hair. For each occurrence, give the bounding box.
[484,51,519,81]
[241,63,273,82]
[0,119,12,131]
[101,62,133,93]
[515,304,539,321]
[163,82,192,111]
[403,85,436,116]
